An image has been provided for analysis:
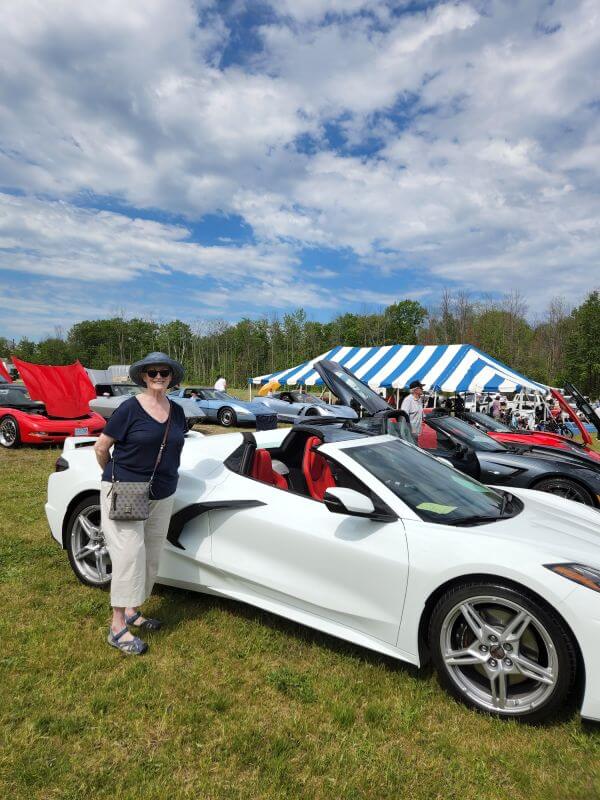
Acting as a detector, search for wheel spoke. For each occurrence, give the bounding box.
[444,647,483,666]
[460,602,486,640]
[78,513,99,540]
[502,610,531,641]
[95,551,107,582]
[489,671,508,708]
[512,653,554,685]
[74,544,98,560]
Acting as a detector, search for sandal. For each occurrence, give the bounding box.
[107,626,148,655]
[125,611,162,631]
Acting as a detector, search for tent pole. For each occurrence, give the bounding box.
[249,383,252,401]
[396,388,399,409]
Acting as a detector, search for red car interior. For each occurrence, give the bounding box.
[418,424,439,450]
[251,448,288,490]
[303,435,336,500]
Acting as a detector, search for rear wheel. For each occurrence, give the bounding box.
[428,582,577,722]
[533,477,594,506]
[218,407,237,427]
[0,415,20,448]
[65,495,111,588]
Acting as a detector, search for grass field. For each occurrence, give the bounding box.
[1,432,599,800]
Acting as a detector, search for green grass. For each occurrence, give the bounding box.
[1,441,600,800]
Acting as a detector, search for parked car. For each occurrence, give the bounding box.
[0,384,105,448]
[90,383,205,428]
[304,359,600,507]
[456,406,600,463]
[168,386,270,427]
[47,423,600,723]
[256,389,357,422]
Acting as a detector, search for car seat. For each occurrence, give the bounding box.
[251,448,288,489]
[418,423,438,449]
[302,436,335,501]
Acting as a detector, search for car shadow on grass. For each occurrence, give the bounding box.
[151,583,425,680]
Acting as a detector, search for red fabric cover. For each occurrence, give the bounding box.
[251,449,288,489]
[302,436,336,501]
[418,423,438,450]
[12,358,96,418]
[0,361,13,382]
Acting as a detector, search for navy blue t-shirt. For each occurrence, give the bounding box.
[102,397,186,499]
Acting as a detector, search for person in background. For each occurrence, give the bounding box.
[401,380,424,438]
[491,395,501,419]
[214,375,226,392]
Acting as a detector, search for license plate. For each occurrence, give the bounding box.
[74,427,89,436]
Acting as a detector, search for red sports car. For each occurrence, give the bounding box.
[0,384,105,448]
[455,388,600,463]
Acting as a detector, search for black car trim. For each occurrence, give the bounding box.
[167,500,267,549]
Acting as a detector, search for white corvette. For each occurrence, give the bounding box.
[46,424,600,723]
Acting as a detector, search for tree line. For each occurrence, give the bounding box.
[1,291,599,395]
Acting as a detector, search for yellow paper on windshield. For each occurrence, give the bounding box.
[416,502,457,515]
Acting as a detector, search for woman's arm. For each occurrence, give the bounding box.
[94,433,115,471]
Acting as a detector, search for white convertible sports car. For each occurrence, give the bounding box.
[46,424,600,723]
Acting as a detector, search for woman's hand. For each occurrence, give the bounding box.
[94,433,115,471]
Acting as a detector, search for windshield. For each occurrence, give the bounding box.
[346,439,509,524]
[293,391,326,404]
[432,415,506,451]
[0,386,34,404]
[465,411,511,432]
[112,385,141,396]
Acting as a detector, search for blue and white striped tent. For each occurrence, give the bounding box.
[251,344,548,394]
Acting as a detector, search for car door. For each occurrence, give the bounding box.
[195,390,215,421]
[208,473,409,645]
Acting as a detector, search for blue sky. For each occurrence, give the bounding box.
[0,0,599,340]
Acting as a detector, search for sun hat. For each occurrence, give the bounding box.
[129,352,184,388]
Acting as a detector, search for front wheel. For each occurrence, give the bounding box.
[428,582,577,722]
[533,477,594,506]
[218,407,237,427]
[65,495,111,588]
[0,415,20,448]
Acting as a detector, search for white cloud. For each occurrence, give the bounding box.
[0,0,599,333]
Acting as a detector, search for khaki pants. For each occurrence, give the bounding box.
[101,482,174,608]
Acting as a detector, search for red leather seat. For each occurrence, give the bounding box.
[302,436,335,501]
[418,423,438,450]
[251,449,288,489]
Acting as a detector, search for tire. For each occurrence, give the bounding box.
[0,415,21,448]
[218,407,237,427]
[65,495,111,589]
[532,477,594,506]
[428,581,577,722]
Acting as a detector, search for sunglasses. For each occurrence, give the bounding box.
[144,368,171,378]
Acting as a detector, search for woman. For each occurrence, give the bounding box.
[94,352,187,655]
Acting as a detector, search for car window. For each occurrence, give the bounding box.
[0,387,32,403]
[432,416,505,451]
[346,439,506,524]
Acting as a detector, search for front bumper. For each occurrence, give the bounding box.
[45,495,64,547]
[560,583,600,721]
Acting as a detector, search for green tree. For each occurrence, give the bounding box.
[564,290,600,395]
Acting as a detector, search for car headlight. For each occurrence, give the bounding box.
[544,563,600,593]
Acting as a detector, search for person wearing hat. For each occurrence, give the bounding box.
[401,380,425,438]
[94,352,187,655]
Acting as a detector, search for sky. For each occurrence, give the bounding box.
[0,0,599,341]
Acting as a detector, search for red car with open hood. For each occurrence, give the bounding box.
[0,359,105,448]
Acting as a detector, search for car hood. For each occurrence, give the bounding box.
[562,383,600,439]
[314,359,391,415]
[12,357,96,418]
[495,488,600,565]
[503,442,600,470]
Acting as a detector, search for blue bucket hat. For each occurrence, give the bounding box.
[129,352,184,389]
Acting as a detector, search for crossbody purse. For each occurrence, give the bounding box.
[107,404,172,521]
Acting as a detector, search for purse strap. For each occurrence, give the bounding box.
[111,401,173,489]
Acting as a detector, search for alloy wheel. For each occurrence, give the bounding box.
[70,503,111,586]
[0,417,18,447]
[440,595,558,715]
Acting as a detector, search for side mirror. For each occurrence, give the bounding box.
[323,487,375,517]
